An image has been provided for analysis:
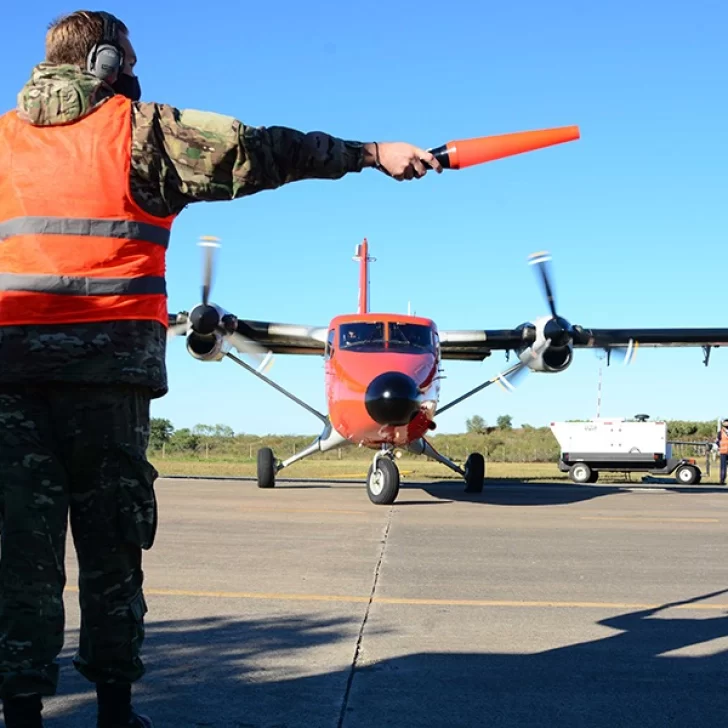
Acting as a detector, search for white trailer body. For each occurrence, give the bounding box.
[549,418,700,485]
[549,419,672,458]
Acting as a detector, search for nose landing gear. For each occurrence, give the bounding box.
[367,449,401,505]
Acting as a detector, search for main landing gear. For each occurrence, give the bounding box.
[255,422,349,490]
[406,438,486,496]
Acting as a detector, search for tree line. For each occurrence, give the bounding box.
[150,416,719,463]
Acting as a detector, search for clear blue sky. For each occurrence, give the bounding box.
[4,1,728,435]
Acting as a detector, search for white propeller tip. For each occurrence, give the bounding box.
[528,250,552,266]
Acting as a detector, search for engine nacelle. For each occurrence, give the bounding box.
[516,316,573,373]
[186,331,229,362]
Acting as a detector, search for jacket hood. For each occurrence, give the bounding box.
[16,63,114,126]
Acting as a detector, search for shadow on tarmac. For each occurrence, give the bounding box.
[401,479,727,507]
[34,590,728,728]
[264,478,727,507]
[164,475,726,508]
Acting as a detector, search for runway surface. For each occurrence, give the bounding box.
[26,477,728,727]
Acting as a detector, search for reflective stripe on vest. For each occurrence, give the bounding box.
[0,216,171,248]
[0,273,166,296]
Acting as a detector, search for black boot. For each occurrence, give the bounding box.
[96,683,153,728]
[2,694,44,728]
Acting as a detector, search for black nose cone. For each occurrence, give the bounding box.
[365,372,420,426]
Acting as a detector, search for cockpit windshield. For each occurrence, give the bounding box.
[338,322,434,353]
[339,323,385,351]
[388,323,433,350]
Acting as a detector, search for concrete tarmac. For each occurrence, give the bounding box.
[18,477,728,727]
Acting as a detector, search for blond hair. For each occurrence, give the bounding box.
[45,10,128,67]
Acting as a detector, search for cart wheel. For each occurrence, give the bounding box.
[587,471,599,483]
[569,462,593,484]
[257,447,276,488]
[674,464,699,485]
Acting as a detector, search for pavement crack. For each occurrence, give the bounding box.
[336,506,394,727]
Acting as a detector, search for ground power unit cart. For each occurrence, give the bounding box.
[549,416,702,485]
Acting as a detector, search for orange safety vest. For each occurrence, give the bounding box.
[720,428,728,455]
[0,95,176,327]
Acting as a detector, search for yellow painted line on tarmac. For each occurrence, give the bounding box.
[62,586,728,610]
[581,516,720,524]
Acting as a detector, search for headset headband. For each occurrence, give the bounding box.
[97,11,119,46]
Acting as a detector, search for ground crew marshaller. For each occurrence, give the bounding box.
[0,10,442,728]
[715,419,728,485]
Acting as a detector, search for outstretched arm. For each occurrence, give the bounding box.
[129,102,440,217]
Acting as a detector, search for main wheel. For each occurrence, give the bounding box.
[569,462,593,484]
[464,452,485,493]
[257,447,276,488]
[367,457,400,505]
[674,464,699,485]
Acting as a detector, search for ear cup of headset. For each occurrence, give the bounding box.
[87,43,123,84]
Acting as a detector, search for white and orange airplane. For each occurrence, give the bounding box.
[168,235,728,505]
[167,127,728,505]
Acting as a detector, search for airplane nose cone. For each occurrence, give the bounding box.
[365,372,420,426]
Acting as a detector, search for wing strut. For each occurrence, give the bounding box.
[435,361,526,416]
[225,352,328,424]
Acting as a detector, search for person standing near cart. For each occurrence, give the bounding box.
[715,419,728,484]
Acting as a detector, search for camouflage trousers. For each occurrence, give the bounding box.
[0,383,158,699]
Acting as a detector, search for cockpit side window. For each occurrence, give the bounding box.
[325,328,335,359]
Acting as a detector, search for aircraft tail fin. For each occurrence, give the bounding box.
[353,239,375,314]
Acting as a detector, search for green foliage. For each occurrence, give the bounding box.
[465,415,487,434]
[149,417,173,450]
[168,428,200,453]
[666,420,716,439]
[146,417,720,464]
[496,414,513,430]
[193,423,235,438]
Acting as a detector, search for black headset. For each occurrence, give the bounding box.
[86,11,125,84]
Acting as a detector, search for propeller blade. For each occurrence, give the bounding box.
[167,322,188,339]
[527,250,558,319]
[199,236,220,306]
[494,362,529,393]
[225,331,275,373]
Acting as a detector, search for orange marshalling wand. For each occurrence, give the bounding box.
[429,125,580,169]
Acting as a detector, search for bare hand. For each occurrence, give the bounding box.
[364,142,443,180]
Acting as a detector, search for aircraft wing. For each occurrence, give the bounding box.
[168,313,328,356]
[438,326,728,361]
[438,329,527,360]
[233,319,327,355]
[570,327,728,349]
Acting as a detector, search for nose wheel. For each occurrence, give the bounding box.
[367,453,400,505]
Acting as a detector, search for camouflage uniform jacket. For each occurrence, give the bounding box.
[0,64,367,398]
